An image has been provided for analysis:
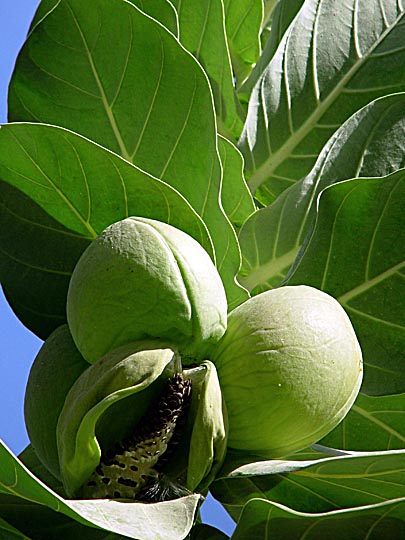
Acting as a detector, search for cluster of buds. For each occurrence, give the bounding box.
[24,218,363,502]
[25,218,228,500]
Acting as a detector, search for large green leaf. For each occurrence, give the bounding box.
[223,0,263,87]
[320,393,405,452]
[30,0,179,36]
[127,0,179,36]
[230,497,405,540]
[286,173,405,396]
[0,182,89,338]
[170,0,244,139]
[239,0,304,100]
[216,446,331,483]
[239,0,405,203]
[8,0,244,308]
[211,450,405,521]
[0,123,211,338]
[0,440,201,540]
[238,92,405,293]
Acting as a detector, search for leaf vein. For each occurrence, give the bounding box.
[66,2,131,160]
[352,404,405,441]
[159,74,198,180]
[130,28,165,161]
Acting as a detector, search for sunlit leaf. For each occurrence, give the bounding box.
[0,494,118,540]
[2,1,405,537]
[129,0,179,36]
[238,92,405,293]
[218,446,333,479]
[231,497,405,539]
[212,450,405,521]
[8,0,244,307]
[239,0,405,203]
[320,393,405,452]
[170,0,244,139]
[30,0,179,36]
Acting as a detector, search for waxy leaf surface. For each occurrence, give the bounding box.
[171,0,244,139]
[239,0,405,203]
[231,497,405,540]
[320,393,405,452]
[212,450,405,520]
[238,92,405,293]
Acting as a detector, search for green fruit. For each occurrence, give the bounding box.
[67,217,227,364]
[211,285,363,457]
[24,325,89,479]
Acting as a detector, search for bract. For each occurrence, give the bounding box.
[55,341,227,499]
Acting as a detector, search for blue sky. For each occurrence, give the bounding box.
[0,1,235,535]
[0,0,43,454]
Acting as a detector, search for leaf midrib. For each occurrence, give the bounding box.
[66,2,132,162]
[248,4,405,193]
[338,260,405,306]
[296,468,405,480]
[352,405,405,442]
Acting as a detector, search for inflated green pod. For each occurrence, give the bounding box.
[67,217,228,364]
[211,285,363,457]
[24,325,89,479]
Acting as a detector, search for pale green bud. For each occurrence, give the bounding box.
[67,217,228,364]
[212,286,363,457]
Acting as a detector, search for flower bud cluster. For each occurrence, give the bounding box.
[25,218,363,503]
[25,218,229,500]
